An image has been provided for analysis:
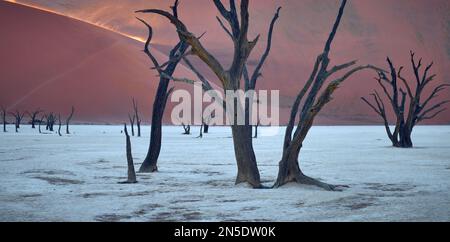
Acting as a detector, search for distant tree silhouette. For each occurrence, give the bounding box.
[362,52,449,148]
[27,109,43,129]
[66,106,75,134]
[9,111,26,133]
[1,106,6,132]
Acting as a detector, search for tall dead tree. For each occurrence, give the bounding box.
[131,98,141,137]
[27,109,43,129]
[66,106,75,135]
[1,106,6,132]
[128,113,136,136]
[362,52,449,148]
[273,0,383,190]
[119,124,137,184]
[9,111,25,133]
[57,114,62,136]
[137,0,281,188]
[136,0,190,173]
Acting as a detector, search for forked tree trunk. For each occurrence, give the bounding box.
[231,125,262,188]
[120,124,137,184]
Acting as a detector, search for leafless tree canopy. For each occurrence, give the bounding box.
[362,52,449,148]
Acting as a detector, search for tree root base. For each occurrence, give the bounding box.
[274,174,349,191]
[118,181,138,184]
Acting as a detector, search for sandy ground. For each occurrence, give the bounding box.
[0,125,449,222]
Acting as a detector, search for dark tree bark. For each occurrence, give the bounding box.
[38,115,45,134]
[253,120,260,139]
[204,123,209,134]
[137,0,190,173]
[132,98,141,137]
[197,123,203,138]
[66,106,75,134]
[27,109,43,129]
[128,113,135,136]
[274,0,382,190]
[1,107,6,133]
[362,52,449,148]
[182,123,191,135]
[45,113,56,132]
[57,114,62,136]
[9,111,25,133]
[137,0,282,188]
[119,124,137,184]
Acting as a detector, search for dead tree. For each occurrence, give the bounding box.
[45,113,56,131]
[362,52,449,148]
[1,106,6,132]
[57,114,62,136]
[197,123,203,138]
[9,111,25,133]
[128,113,136,136]
[137,0,282,188]
[182,123,191,135]
[27,109,43,129]
[131,98,141,137]
[38,115,45,134]
[136,0,190,173]
[253,119,260,139]
[66,106,75,134]
[273,0,383,190]
[119,124,137,184]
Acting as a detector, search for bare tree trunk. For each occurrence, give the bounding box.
[9,111,25,133]
[132,99,141,137]
[58,114,62,136]
[128,114,135,136]
[253,120,260,139]
[38,115,44,134]
[182,123,191,135]
[66,106,75,134]
[120,124,137,184]
[1,107,6,133]
[197,123,203,138]
[204,124,209,134]
[232,125,262,188]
